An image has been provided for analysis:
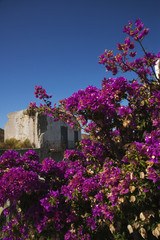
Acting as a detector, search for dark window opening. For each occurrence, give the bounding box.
[74,131,78,147]
[61,126,68,149]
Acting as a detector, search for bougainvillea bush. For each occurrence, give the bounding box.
[1,19,160,240]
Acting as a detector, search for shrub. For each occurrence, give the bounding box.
[0,19,160,240]
[0,138,32,149]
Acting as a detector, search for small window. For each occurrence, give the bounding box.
[74,131,78,147]
[61,126,68,149]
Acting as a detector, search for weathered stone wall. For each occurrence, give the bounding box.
[5,110,39,146]
[0,148,64,162]
[41,116,79,150]
[4,109,81,160]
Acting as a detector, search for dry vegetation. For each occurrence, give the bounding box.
[0,138,33,149]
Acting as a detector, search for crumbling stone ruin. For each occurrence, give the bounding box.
[4,110,81,161]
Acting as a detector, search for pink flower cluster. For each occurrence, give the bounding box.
[34,85,52,100]
[99,19,160,81]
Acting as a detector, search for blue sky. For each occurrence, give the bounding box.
[0,0,160,129]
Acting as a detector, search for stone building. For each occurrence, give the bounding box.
[4,109,81,160]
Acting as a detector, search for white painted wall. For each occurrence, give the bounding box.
[155,59,160,79]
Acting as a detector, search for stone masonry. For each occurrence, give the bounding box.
[5,109,81,160]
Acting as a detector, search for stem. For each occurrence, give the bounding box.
[138,40,159,81]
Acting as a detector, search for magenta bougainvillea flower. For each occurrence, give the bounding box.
[1,19,160,240]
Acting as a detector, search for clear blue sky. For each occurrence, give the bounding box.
[0,0,160,129]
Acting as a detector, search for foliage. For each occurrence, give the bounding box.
[0,138,33,149]
[1,19,160,240]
